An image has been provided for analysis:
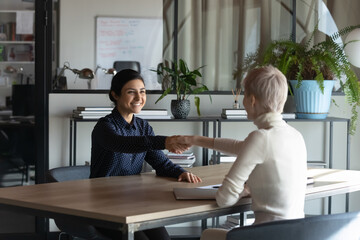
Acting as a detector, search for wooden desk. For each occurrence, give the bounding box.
[0,165,360,240]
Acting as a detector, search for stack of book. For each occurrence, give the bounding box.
[72,106,113,119]
[281,112,296,119]
[221,108,296,119]
[72,107,172,120]
[221,108,247,119]
[166,152,196,168]
[222,214,255,229]
[211,154,237,164]
[134,109,171,119]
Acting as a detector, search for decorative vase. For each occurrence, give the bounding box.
[171,99,190,119]
[289,80,334,119]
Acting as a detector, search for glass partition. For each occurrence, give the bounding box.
[53,0,360,92]
[174,0,293,91]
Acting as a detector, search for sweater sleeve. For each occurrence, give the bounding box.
[213,138,244,156]
[215,130,266,207]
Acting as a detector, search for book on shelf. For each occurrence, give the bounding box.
[222,108,247,115]
[227,215,241,225]
[282,113,296,119]
[134,115,172,119]
[177,164,194,168]
[167,152,196,167]
[168,156,196,164]
[166,152,194,158]
[137,109,168,115]
[219,155,237,163]
[225,214,255,227]
[307,176,315,185]
[170,159,196,165]
[72,115,104,120]
[76,106,113,111]
[221,113,248,119]
[73,108,111,119]
[211,154,237,163]
[73,113,109,118]
[73,110,111,115]
[221,112,296,119]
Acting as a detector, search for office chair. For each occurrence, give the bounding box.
[226,211,360,240]
[113,61,141,73]
[46,165,111,240]
[0,127,35,185]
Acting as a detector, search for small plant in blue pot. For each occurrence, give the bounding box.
[153,59,211,119]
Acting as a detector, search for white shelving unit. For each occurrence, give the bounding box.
[0,7,35,106]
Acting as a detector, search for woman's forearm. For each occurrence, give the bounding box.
[188,135,215,149]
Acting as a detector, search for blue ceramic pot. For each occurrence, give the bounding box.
[289,80,334,119]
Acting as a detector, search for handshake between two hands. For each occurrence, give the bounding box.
[165,135,192,154]
[165,135,204,183]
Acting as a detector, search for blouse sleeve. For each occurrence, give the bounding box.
[92,118,166,153]
[216,130,266,207]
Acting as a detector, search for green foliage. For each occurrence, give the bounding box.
[235,25,360,135]
[152,59,211,116]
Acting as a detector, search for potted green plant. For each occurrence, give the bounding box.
[235,25,360,134]
[153,59,211,119]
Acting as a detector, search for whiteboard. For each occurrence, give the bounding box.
[96,17,163,90]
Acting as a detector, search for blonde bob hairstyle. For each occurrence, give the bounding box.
[243,65,288,113]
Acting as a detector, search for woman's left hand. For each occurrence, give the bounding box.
[178,172,202,183]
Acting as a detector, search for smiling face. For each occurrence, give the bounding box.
[111,79,146,122]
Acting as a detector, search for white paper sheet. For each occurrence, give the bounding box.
[16,11,34,35]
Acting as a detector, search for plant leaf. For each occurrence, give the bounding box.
[155,88,172,104]
[179,59,188,75]
[194,96,201,116]
[192,85,208,94]
[184,75,197,86]
[193,69,203,77]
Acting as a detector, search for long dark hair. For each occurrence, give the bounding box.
[109,69,144,104]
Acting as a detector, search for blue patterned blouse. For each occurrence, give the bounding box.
[90,108,185,178]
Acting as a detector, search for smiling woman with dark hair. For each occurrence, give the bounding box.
[90,69,201,240]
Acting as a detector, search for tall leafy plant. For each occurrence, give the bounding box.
[153,59,211,116]
[235,25,360,134]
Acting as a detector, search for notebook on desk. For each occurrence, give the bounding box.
[174,177,314,200]
[173,184,221,200]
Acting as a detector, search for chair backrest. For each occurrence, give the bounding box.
[46,165,90,183]
[226,211,360,240]
[113,61,141,73]
[12,85,35,116]
[46,165,111,240]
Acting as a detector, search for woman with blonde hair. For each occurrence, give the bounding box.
[179,65,307,240]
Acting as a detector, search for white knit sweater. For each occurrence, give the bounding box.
[214,112,307,224]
